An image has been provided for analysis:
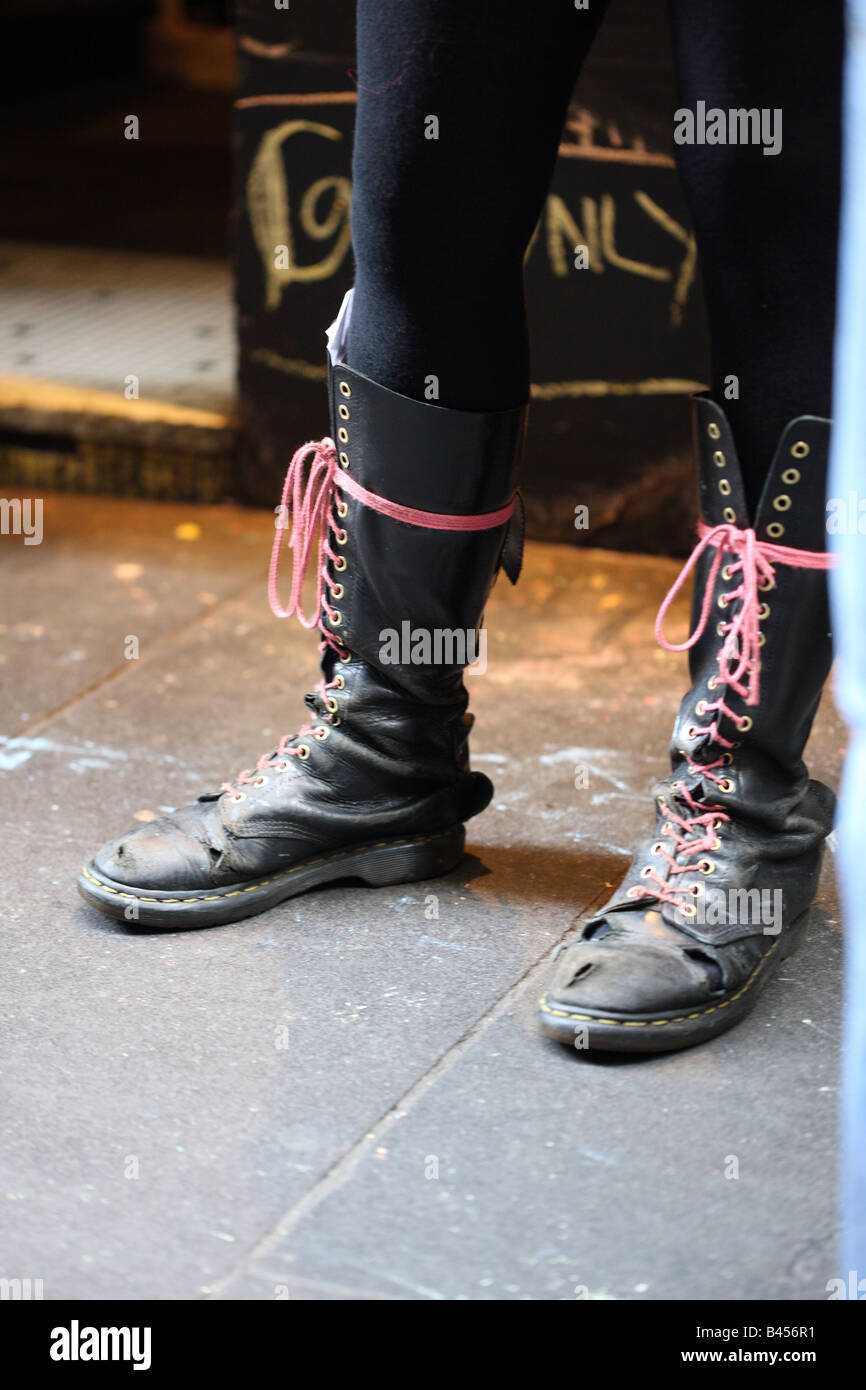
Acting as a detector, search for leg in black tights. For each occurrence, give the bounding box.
[347,0,610,412]
[348,1,843,509]
[668,0,843,512]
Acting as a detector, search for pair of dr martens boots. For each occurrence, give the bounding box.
[79,312,835,1055]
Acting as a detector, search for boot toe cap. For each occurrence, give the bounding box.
[547,927,717,1017]
[91,813,218,892]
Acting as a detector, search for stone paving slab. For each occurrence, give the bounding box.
[220,907,839,1302]
[0,494,275,738]
[0,497,845,1299]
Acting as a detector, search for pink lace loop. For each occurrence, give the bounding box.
[268,436,515,630]
[268,437,341,630]
[655,522,837,708]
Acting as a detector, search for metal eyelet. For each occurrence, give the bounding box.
[781,468,801,486]
[721,564,734,581]
[758,633,766,647]
[313,726,330,741]
[338,427,348,444]
[339,381,352,398]
[233,791,246,801]
[275,761,288,771]
[334,674,346,690]
[253,777,266,786]
[767,522,785,538]
[296,745,311,760]
[708,422,721,440]
[329,610,342,627]
[717,594,729,609]
[738,715,753,733]
[758,576,774,591]
[336,500,348,518]
[336,528,348,545]
[690,883,704,897]
[325,695,339,714]
[791,440,809,459]
[723,507,736,524]
[713,451,726,468]
[707,675,719,690]
[718,479,732,497]
[681,903,697,917]
[339,649,352,663]
[330,582,344,600]
[722,753,733,765]
[338,403,350,420]
[330,715,342,726]
[695,699,708,716]
[334,555,347,572]
[339,452,350,468]
[718,778,734,793]
[640,865,654,878]
[758,603,770,619]
[716,621,727,637]
[773,495,792,512]
[626,885,642,898]
[712,838,722,852]
[685,725,698,739]
[698,859,715,875]
[652,842,664,856]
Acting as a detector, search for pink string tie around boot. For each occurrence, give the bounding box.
[221,436,516,797]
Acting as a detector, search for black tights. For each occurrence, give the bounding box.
[346,0,843,512]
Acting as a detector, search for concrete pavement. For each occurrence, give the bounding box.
[0,494,844,1299]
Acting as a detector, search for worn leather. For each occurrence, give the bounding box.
[92,364,527,894]
[326,363,527,704]
[547,398,835,1018]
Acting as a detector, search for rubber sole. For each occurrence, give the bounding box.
[77,825,465,930]
[537,909,810,1054]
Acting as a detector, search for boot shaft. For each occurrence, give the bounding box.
[324,360,527,705]
[672,397,833,801]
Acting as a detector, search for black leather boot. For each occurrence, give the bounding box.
[539,398,836,1052]
[78,361,526,927]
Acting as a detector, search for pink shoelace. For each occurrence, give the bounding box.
[627,520,837,913]
[221,436,515,798]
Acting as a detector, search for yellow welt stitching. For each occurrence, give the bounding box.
[539,931,785,1028]
[79,829,452,906]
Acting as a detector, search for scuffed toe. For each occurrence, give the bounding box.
[91,805,226,892]
[547,911,723,1017]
